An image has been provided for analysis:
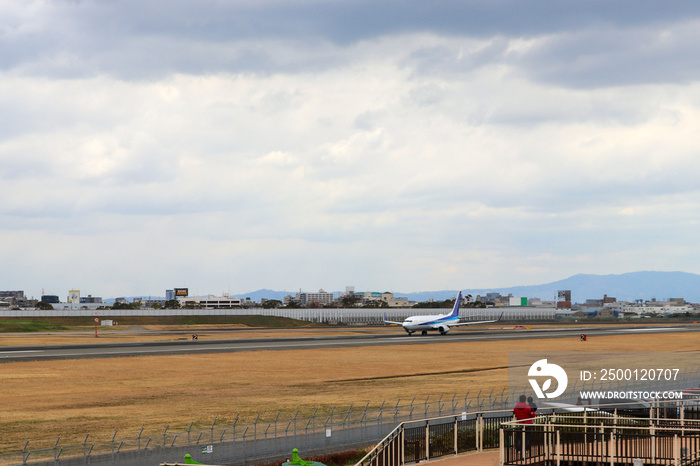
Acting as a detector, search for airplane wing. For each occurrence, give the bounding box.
[448,311,504,327]
[383,313,404,325]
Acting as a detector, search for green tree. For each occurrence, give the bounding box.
[164,299,181,309]
[112,301,141,310]
[340,295,361,307]
[363,300,389,308]
[412,299,455,309]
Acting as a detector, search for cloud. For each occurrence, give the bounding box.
[3,2,700,297]
[4,1,700,82]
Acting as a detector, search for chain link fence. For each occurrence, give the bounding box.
[3,367,698,466]
[0,389,517,466]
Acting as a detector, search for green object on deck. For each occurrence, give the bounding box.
[282,449,326,466]
[184,454,203,465]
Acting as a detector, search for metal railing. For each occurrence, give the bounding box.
[355,409,513,466]
[356,398,700,466]
[501,413,700,466]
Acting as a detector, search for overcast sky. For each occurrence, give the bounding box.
[3,1,700,299]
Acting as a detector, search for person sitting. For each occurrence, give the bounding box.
[514,394,535,423]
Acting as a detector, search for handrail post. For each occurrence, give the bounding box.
[681,402,685,436]
[543,419,549,461]
[674,433,679,466]
[401,424,405,466]
[453,416,458,455]
[556,429,561,466]
[425,420,430,461]
[609,431,615,466]
[478,414,483,452]
[499,428,504,466]
[476,414,481,452]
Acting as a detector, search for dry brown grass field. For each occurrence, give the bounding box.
[1,325,699,453]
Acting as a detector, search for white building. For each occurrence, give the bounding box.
[380,292,413,307]
[604,300,694,317]
[299,289,334,306]
[178,294,243,309]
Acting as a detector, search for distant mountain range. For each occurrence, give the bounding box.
[111,271,700,304]
[232,271,700,304]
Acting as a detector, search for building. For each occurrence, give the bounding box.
[0,291,24,308]
[299,289,334,306]
[508,297,528,306]
[67,290,80,304]
[50,290,108,311]
[178,293,243,309]
[380,292,413,307]
[601,298,694,317]
[357,291,383,303]
[0,291,36,308]
[0,291,25,299]
[142,298,165,308]
[557,290,572,309]
[80,295,103,304]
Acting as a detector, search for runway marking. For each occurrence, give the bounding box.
[0,350,42,354]
[619,327,679,332]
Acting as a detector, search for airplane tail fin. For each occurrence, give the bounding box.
[449,291,462,317]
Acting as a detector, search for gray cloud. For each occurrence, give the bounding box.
[5,1,700,83]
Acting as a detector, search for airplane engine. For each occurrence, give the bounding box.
[438,326,449,335]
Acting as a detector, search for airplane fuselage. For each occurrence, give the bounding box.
[384,291,500,335]
[402,314,459,334]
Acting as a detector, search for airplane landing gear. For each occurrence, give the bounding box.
[421,330,428,336]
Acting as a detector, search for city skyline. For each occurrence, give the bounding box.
[8,270,700,305]
[3,2,700,298]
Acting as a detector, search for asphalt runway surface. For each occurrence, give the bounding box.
[1,324,699,362]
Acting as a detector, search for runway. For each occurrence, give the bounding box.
[1,324,698,362]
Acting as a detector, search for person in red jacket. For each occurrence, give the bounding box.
[513,395,535,423]
[513,395,534,453]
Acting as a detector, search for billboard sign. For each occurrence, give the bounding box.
[68,290,80,303]
[174,288,189,297]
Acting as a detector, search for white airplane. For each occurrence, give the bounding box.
[383,291,502,335]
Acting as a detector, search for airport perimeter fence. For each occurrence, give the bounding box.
[0,307,557,324]
[0,389,520,466]
[3,368,699,466]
